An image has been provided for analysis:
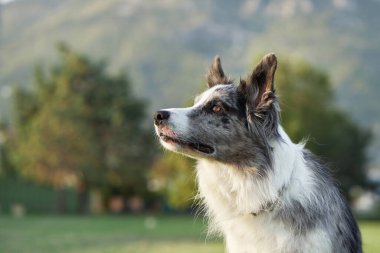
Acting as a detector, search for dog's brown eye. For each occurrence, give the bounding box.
[212,105,222,113]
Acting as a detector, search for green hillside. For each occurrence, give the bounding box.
[0,0,379,163]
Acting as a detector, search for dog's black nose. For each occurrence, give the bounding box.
[154,110,170,125]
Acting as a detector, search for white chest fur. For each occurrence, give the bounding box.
[195,129,332,253]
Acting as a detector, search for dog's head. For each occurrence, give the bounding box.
[154,54,279,168]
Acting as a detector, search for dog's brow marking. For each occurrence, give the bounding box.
[194,85,225,107]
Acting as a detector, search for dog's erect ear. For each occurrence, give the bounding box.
[239,53,278,111]
[206,55,233,88]
[239,53,279,136]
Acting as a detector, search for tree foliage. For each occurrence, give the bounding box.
[150,153,196,210]
[10,44,154,197]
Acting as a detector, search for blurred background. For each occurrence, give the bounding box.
[0,0,379,252]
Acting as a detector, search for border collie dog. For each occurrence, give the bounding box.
[154,54,362,253]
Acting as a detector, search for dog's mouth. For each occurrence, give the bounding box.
[159,133,215,155]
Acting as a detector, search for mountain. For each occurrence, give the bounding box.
[0,0,379,164]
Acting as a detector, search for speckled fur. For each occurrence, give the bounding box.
[154,54,362,253]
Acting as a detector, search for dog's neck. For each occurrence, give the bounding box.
[250,182,288,216]
[196,126,305,222]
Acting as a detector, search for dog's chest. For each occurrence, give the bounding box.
[196,160,332,253]
[196,161,286,251]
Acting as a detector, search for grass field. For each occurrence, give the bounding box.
[0,215,379,253]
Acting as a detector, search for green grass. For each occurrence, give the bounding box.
[0,215,222,253]
[0,215,379,253]
[360,221,380,253]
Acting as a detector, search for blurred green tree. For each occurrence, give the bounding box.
[0,122,14,178]
[10,43,154,212]
[150,153,195,210]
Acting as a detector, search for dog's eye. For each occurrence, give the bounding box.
[212,105,222,113]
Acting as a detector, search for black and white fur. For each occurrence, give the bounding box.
[154,54,362,253]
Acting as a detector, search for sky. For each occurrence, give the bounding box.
[0,0,15,5]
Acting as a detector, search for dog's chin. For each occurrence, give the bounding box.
[158,134,215,157]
